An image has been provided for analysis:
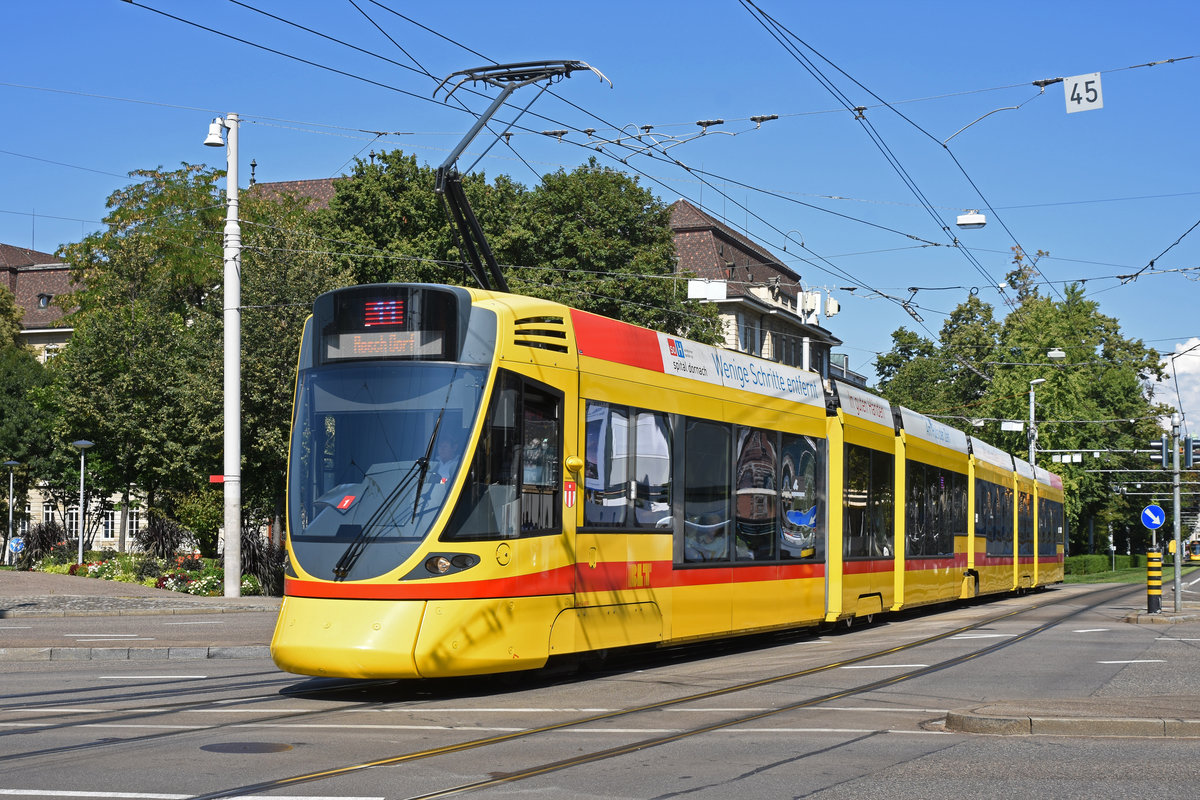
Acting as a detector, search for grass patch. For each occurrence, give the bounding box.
[1065,563,1198,585]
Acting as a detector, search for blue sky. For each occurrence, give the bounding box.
[4,1,1199,427]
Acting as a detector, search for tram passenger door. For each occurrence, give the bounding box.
[569,402,667,653]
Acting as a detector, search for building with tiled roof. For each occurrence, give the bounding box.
[669,199,864,385]
[0,243,74,361]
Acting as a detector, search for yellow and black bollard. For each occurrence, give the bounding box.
[1147,551,1162,614]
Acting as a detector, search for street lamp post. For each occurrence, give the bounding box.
[204,114,242,598]
[1028,378,1046,465]
[71,441,93,565]
[4,460,18,566]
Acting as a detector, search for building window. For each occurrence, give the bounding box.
[42,501,57,525]
[739,314,761,356]
[101,510,117,540]
[127,509,142,539]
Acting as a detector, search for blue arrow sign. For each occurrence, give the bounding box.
[7,537,23,554]
[1142,505,1166,530]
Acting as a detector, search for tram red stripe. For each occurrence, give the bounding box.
[904,555,968,571]
[285,565,575,601]
[571,309,664,372]
[842,559,894,575]
[287,559,830,600]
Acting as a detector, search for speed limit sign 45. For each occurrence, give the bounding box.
[1065,72,1103,113]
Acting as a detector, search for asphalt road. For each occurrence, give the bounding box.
[3,577,1200,798]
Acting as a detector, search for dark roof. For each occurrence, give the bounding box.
[0,243,73,329]
[251,178,341,212]
[0,243,58,270]
[668,199,801,300]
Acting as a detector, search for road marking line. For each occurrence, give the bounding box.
[949,633,1014,639]
[840,664,929,669]
[97,676,207,680]
[1097,660,1166,664]
[0,791,383,800]
[1072,628,1110,633]
[63,634,141,638]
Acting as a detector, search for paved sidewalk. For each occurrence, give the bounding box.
[0,567,281,616]
[0,569,280,663]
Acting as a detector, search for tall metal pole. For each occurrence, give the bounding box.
[1028,387,1036,465]
[70,441,93,564]
[4,461,16,566]
[214,115,242,598]
[1028,379,1044,466]
[77,449,86,565]
[1172,413,1182,612]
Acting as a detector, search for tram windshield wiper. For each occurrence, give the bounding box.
[331,462,421,581]
[411,409,444,522]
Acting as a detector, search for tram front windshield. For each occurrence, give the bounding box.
[288,361,487,581]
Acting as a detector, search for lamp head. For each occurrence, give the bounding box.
[1029,378,1046,388]
[204,119,226,147]
[956,210,986,229]
[2,460,18,468]
[71,440,94,450]
[1047,348,1066,360]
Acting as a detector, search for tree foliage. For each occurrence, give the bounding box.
[28,148,726,555]
[322,150,721,342]
[875,248,1170,554]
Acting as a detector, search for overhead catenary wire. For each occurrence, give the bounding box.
[54,2,1199,397]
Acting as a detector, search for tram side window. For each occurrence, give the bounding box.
[683,420,731,563]
[520,386,560,533]
[977,478,1015,556]
[1038,497,1063,556]
[1017,491,1034,556]
[905,461,965,558]
[780,433,825,561]
[583,404,673,531]
[844,444,894,559]
[735,428,777,561]
[633,411,672,530]
[442,371,562,540]
[583,402,629,527]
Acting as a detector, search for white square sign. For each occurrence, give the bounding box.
[1065,72,1103,113]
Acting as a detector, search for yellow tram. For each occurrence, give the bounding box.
[271,284,1066,679]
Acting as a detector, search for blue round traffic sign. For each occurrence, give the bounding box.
[7,537,23,554]
[1141,505,1166,530]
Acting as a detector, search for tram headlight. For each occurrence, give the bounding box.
[427,556,453,574]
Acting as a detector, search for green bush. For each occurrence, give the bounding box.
[1065,554,1112,575]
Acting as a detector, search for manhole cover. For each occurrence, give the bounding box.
[200,742,293,754]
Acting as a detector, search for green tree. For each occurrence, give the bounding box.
[0,342,51,552]
[0,284,23,348]
[323,150,721,342]
[237,191,353,535]
[876,271,1167,555]
[53,164,225,539]
[497,159,721,340]
[320,149,518,286]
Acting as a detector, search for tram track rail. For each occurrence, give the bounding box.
[174,583,1137,800]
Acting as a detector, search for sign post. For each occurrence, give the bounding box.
[1141,504,1165,549]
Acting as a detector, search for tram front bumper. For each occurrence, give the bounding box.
[271,596,425,679]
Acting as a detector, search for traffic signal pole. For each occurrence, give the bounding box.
[1172,414,1182,612]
